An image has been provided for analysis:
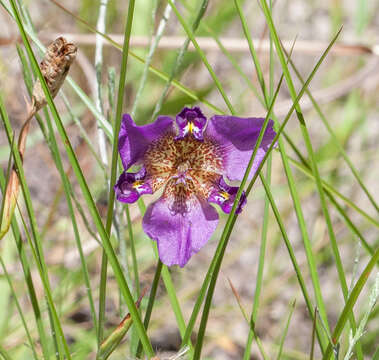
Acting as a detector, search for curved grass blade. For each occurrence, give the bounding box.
[152,0,208,119]
[1,91,70,358]
[167,0,235,114]
[259,0,362,351]
[0,345,12,360]
[97,0,137,344]
[0,256,39,360]
[287,156,379,230]
[133,0,174,119]
[234,0,269,105]
[0,171,50,359]
[323,246,379,360]
[194,25,342,357]
[7,0,154,355]
[97,289,147,360]
[228,277,269,360]
[243,155,272,360]
[276,300,296,360]
[284,47,379,215]
[193,74,286,358]
[135,260,163,358]
[41,0,224,115]
[15,43,100,339]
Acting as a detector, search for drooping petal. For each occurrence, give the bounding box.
[208,177,247,214]
[114,167,153,203]
[175,107,207,141]
[206,116,276,181]
[118,114,173,170]
[142,194,219,267]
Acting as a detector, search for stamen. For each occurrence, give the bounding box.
[208,177,246,214]
[133,180,144,189]
[220,191,230,200]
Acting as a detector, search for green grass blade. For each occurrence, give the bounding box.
[242,0,276,354]
[228,278,269,360]
[132,0,173,119]
[0,171,50,359]
[7,0,154,355]
[98,253,108,345]
[234,0,269,105]
[34,0,224,116]
[95,0,155,355]
[275,300,296,360]
[138,199,189,346]
[167,0,235,114]
[201,23,263,103]
[15,42,100,342]
[0,345,12,360]
[98,0,138,344]
[243,154,272,360]
[193,69,285,359]
[152,0,209,119]
[285,50,379,215]
[323,246,379,359]
[284,134,376,259]
[135,260,163,358]
[259,0,361,351]
[0,88,71,358]
[43,108,99,338]
[373,345,379,360]
[326,193,376,260]
[0,256,39,360]
[259,173,328,350]
[125,205,140,297]
[287,156,379,230]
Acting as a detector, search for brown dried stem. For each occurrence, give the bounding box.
[0,37,76,240]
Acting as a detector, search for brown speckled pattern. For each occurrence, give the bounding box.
[144,132,224,214]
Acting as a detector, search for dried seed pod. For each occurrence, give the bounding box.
[32,37,77,111]
[0,37,76,241]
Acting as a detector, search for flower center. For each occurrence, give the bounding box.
[176,159,191,175]
[144,133,224,201]
[172,160,192,185]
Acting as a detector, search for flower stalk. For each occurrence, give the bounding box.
[0,37,76,240]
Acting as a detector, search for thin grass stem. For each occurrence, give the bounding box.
[7,0,154,355]
[0,257,39,360]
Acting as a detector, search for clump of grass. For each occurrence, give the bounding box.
[0,0,378,359]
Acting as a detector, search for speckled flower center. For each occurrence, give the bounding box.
[144,132,224,214]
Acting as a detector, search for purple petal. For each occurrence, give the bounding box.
[119,114,173,170]
[206,116,276,181]
[142,196,219,267]
[175,107,207,141]
[208,177,247,214]
[114,168,153,203]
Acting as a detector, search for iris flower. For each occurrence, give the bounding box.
[115,107,276,267]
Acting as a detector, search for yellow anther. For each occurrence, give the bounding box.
[133,180,143,189]
[220,191,230,200]
[188,121,194,133]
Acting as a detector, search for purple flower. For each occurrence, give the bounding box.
[208,177,247,214]
[115,107,276,267]
[115,167,153,203]
[175,106,207,141]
